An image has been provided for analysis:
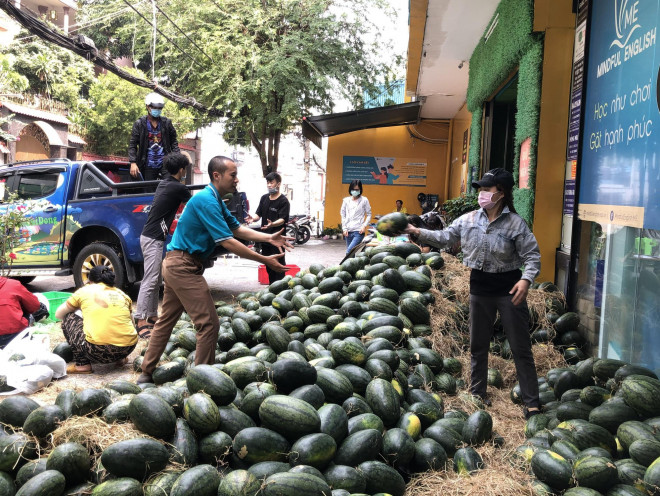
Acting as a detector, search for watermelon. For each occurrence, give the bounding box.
[334,429,383,466]
[170,464,221,496]
[262,472,331,496]
[217,470,262,496]
[14,470,66,496]
[530,450,573,490]
[183,393,221,435]
[22,405,64,439]
[323,464,366,493]
[453,447,484,475]
[186,364,237,406]
[376,212,408,236]
[258,395,321,441]
[129,393,177,439]
[573,455,619,492]
[46,442,90,486]
[101,438,169,481]
[232,427,290,464]
[0,396,40,428]
[620,375,660,418]
[462,410,493,446]
[289,433,337,469]
[0,433,38,472]
[412,438,448,472]
[269,359,317,394]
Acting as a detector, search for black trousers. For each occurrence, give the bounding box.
[469,294,540,408]
[260,243,286,284]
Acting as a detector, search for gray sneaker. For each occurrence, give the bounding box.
[136,373,153,384]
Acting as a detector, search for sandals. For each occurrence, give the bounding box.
[136,317,158,339]
[137,324,153,339]
[66,363,92,375]
[524,407,541,420]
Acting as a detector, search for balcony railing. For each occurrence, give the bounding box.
[3,92,69,117]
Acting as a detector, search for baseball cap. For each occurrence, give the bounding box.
[472,168,514,189]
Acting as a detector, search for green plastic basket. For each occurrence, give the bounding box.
[43,291,72,322]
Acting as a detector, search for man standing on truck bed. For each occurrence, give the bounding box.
[137,156,293,384]
[128,93,180,181]
[134,153,192,339]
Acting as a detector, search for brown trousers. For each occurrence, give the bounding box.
[141,250,219,375]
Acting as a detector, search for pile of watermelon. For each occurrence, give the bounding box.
[514,356,660,495]
[0,242,505,496]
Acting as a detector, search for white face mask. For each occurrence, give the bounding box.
[350,190,360,197]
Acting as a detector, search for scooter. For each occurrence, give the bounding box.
[292,215,312,244]
[285,215,313,245]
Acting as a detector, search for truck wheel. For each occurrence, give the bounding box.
[73,243,126,289]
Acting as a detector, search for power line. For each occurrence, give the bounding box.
[153,0,213,63]
[119,0,199,68]
[14,3,144,43]
[0,0,224,116]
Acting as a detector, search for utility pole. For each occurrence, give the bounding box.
[303,138,311,218]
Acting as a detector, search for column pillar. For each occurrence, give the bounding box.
[63,7,69,34]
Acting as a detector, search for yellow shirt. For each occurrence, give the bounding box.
[393,207,408,214]
[67,283,138,347]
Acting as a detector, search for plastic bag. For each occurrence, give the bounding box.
[0,327,66,395]
[0,363,54,395]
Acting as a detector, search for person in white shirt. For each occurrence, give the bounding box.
[340,180,372,254]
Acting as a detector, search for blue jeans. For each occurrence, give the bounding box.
[345,231,364,254]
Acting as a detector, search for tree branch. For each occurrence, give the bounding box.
[0,0,224,116]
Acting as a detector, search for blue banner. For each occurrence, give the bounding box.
[579,0,660,229]
[342,156,427,187]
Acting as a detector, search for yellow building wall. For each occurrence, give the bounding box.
[532,0,575,282]
[448,103,472,199]
[324,125,448,229]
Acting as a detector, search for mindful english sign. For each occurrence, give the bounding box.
[579,0,659,229]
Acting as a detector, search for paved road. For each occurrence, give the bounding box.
[26,238,349,303]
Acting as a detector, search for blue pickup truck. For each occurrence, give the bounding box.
[0,158,198,289]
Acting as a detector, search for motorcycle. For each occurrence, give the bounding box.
[285,215,313,245]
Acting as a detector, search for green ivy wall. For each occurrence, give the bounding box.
[466,0,543,226]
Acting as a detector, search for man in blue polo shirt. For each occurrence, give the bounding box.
[138,156,292,383]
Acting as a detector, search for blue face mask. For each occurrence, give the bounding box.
[350,190,360,197]
[150,108,162,118]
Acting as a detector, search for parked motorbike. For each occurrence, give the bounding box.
[285,215,313,245]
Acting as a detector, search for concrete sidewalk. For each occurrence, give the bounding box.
[206,238,348,301]
[26,238,349,302]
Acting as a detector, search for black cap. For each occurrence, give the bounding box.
[472,168,514,189]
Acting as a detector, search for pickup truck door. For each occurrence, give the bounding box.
[7,167,68,266]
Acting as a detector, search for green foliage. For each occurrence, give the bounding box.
[466,0,535,112]
[512,41,543,222]
[442,194,479,224]
[5,34,95,105]
[465,0,541,226]
[0,194,33,277]
[81,71,199,156]
[0,54,28,143]
[0,53,29,94]
[78,0,399,175]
